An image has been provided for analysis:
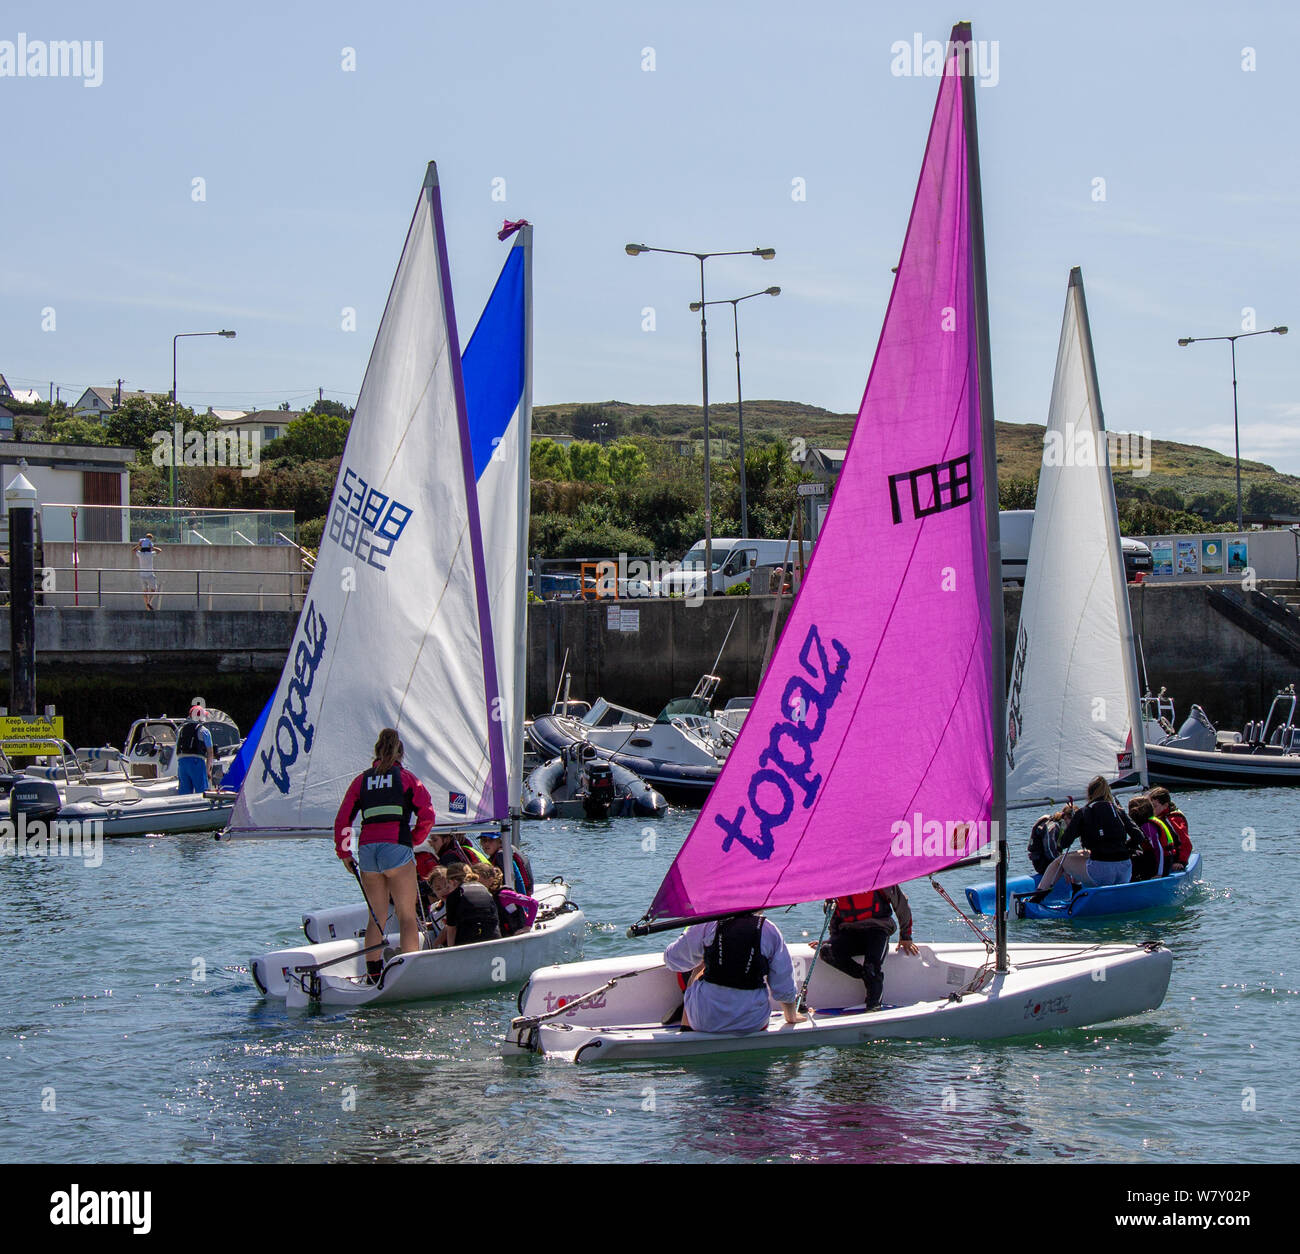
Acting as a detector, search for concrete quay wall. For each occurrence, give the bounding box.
[0,585,1296,745]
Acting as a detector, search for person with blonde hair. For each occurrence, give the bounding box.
[333,728,435,981]
[1026,775,1140,902]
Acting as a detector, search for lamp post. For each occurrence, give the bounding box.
[626,243,775,591]
[172,330,237,511]
[1178,324,1287,531]
[689,286,781,539]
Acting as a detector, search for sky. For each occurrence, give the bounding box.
[3,1,1298,471]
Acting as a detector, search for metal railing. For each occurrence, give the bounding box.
[20,565,306,611]
[35,503,297,547]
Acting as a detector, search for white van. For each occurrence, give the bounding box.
[643,537,808,597]
[999,509,1154,584]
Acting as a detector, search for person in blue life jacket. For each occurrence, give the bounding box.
[816,884,920,1011]
[175,700,214,795]
[663,912,806,1033]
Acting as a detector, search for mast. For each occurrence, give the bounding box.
[504,224,534,874]
[958,22,1009,972]
[1071,267,1149,789]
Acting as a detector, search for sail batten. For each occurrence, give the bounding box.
[645,28,997,926]
[227,163,506,837]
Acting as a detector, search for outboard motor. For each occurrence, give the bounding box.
[581,760,616,819]
[10,777,62,825]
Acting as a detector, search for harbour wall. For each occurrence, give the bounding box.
[0,584,1296,746]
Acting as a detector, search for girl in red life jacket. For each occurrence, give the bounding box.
[1147,787,1193,870]
[334,728,435,981]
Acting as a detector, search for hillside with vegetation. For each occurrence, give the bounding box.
[8,395,1299,557]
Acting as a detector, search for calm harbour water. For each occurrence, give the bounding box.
[1,788,1296,1164]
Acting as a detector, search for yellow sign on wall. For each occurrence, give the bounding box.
[0,714,65,756]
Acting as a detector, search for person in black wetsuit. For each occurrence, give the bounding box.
[1027,776,1140,901]
[816,885,920,1010]
[428,863,501,947]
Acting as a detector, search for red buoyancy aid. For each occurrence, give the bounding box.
[1148,815,1178,863]
[833,891,892,925]
[1164,809,1193,863]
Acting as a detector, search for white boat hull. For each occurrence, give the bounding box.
[58,790,235,836]
[507,940,1173,1062]
[252,882,585,1007]
[1145,742,1300,787]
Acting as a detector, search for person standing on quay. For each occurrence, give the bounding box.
[133,533,161,610]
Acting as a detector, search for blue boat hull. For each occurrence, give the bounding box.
[965,853,1203,920]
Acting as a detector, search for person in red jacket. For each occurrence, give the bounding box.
[817,884,920,1011]
[334,728,435,981]
[1147,787,1193,871]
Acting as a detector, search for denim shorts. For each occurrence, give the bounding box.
[1084,858,1132,887]
[358,842,414,873]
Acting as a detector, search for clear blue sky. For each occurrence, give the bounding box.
[3,2,1297,471]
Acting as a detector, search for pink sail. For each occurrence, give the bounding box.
[648,41,995,924]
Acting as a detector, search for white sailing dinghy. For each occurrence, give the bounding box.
[507,25,1172,1062]
[241,168,583,1006]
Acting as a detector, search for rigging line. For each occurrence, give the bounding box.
[796,901,832,1013]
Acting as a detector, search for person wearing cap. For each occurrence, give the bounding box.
[480,831,534,895]
[175,699,214,794]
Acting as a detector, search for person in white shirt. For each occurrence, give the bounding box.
[663,912,806,1034]
[133,534,161,610]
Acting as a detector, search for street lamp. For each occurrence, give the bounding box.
[626,243,775,590]
[1177,325,1287,530]
[689,286,781,539]
[172,329,237,510]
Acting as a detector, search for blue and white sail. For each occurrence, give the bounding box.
[463,225,532,811]
[227,163,507,837]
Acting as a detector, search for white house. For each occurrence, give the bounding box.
[213,409,301,444]
[72,385,161,419]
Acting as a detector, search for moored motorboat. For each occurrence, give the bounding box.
[1144,686,1300,787]
[965,852,1203,920]
[522,743,667,819]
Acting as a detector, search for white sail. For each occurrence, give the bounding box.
[228,163,506,836]
[1005,267,1147,806]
